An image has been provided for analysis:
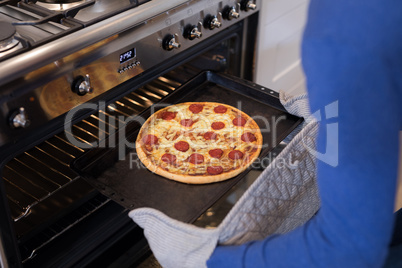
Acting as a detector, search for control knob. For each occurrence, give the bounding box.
[203,13,222,30]
[162,34,181,51]
[10,107,30,129]
[72,74,93,96]
[240,0,257,11]
[183,23,202,40]
[222,5,240,20]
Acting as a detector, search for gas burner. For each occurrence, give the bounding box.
[0,21,20,53]
[36,0,88,11]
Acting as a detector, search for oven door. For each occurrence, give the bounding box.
[0,11,300,268]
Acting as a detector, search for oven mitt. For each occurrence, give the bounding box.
[216,120,319,245]
[129,208,220,268]
[279,90,313,143]
[217,90,319,244]
[129,92,319,267]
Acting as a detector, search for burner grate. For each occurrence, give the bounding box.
[0,0,151,61]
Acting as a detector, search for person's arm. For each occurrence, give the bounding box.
[207,0,402,267]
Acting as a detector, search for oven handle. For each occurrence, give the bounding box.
[0,0,189,86]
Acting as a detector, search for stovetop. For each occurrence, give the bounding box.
[0,0,150,61]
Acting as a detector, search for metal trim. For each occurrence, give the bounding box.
[0,237,9,268]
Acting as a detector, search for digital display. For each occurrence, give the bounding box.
[119,48,136,64]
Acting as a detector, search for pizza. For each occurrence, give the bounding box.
[135,102,263,184]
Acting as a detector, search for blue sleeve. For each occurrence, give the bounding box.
[207,0,402,267]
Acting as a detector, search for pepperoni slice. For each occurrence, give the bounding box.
[229,150,244,160]
[203,131,218,140]
[207,166,224,175]
[233,116,246,127]
[161,153,176,164]
[241,132,257,142]
[211,122,225,130]
[188,153,204,164]
[209,149,223,159]
[174,141,190,152]
[161,111,176,120]
[180,119,194,127]
[142,134,158,145]
[189,104,203,114]
[214,105,227,114]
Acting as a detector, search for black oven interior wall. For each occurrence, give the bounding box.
[0,12,259,268]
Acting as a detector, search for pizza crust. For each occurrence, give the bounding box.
[136,102,263,184]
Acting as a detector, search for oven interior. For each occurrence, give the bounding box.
[1,17,262,267]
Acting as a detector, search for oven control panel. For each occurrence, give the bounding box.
[72,0,260,93]
[157,0,258,53]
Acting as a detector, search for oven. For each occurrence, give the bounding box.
[0,1,301,267]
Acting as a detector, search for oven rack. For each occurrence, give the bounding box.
[2,72,185,263]
[3,74,182,223]
[21,194,111,263]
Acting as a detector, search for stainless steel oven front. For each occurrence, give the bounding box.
[0,1,261,267]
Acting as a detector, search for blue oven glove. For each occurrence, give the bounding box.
[129,92,320,267]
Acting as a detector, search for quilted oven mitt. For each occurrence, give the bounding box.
[129,92,320,268]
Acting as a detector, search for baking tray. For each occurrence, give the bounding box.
[72,71,303,223]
